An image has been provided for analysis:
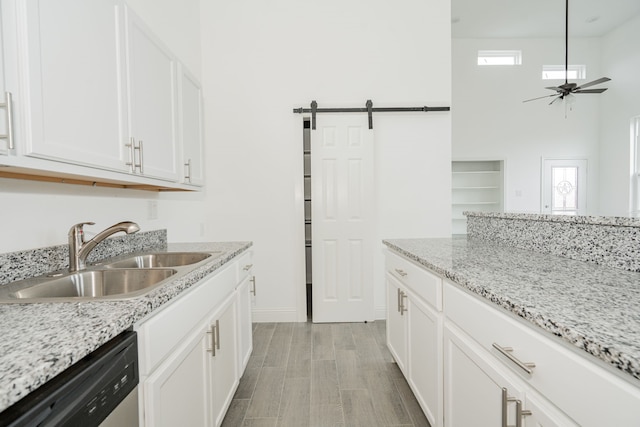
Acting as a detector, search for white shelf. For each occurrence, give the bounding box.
[452,201,499,206]
[452,171,500,175]
[451,160,504,235]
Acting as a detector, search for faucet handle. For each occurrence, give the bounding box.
[69,222,95,242]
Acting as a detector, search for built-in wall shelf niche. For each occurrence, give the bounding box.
[452,160,504,234]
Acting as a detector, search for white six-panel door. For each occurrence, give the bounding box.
[311,114,375,322]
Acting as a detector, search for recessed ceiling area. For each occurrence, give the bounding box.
[452,0,640,38]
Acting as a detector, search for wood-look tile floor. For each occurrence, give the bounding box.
[221,321,431,427]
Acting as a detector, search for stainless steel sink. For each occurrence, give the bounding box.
[102,252,219,268]
[7,269,177,300]
[0,250,224,303]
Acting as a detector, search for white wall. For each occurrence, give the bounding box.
[0,0,452,322]
[200,0,452,321]
[0,0,207,251]
[599,14,640,216]
[452,38,603,213]
[125,0,202,81]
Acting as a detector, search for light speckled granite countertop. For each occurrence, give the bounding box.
[0,241,251,413]
[383,237,640,384]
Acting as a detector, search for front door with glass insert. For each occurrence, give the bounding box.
[542,159,587,215]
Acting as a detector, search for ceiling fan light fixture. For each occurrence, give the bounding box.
[522,0,611,107]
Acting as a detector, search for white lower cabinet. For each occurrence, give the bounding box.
[385,251,443,427]
[236,274,254,372]
[385,249,640,427]
[444,322,574,427]
[406,289,442,426]
[209,294,238,427]
[143,323,210,427]
[444,322,525,427]
[236,251,254,373]
[386,273,408,374]
[445,281,640,427]
[136,252,253,427]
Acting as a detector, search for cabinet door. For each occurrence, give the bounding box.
[18,0,128,171]
[525,393,579,427]
[236,274,253,373]
[407,293,442,427]
[1,5,9,157]
[444,323,525,427]
[209,295,239,427]
[124,5,178,181]
[386,273,407,374]
[143,324,210,427]
[178,64,204,186]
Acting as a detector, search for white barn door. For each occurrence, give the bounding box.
[311,114,375,323]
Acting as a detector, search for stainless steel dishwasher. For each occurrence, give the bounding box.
[0,330,139,427]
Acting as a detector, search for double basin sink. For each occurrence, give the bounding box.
[0,251,223,303]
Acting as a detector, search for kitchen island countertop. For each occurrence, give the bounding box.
[0,241,251,413]
[383,237,640,384]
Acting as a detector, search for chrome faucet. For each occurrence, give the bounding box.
[68,221,140,272]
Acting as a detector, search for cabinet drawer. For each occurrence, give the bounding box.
[137,261,236,375]
[444,281,640,427]
[236,250,253,282]
[386,251,442,311]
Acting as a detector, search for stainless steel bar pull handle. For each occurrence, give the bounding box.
[502,387,531,427]
[215,319,220,351]
[0,92,14,150]
[137,140,144,174]
[207,324,216,356]
[394,268,407,277]
[501,388,518,427]
[493,343,536,375]
[515,400,532,427]
[250,276,256,296]
[184,158,192,182]
[397,288,402,313]
[126,138,136,172]
[501,388,508,427]
[400,291,408,315]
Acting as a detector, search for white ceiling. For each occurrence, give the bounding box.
[452,0,640,38]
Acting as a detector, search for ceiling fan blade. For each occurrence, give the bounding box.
[575,77,611,90]
[523,94,559,103]
[544,87,561,91]
[574,88,608,94]
[549,96,562,106]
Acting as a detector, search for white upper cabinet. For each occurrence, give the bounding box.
[177,63,204,186]
[0,0,203,189]
[124,5,179,182]
[0,3,11,157]
[19,0,129,171]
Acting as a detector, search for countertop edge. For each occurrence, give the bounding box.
[0,241,252,413]
[382,239,640,383]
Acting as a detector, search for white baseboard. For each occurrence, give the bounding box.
[252,307,301,323]
[251,307,387,323]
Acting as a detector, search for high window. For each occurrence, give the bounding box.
[542,64,586,80]
[477,50,522,66]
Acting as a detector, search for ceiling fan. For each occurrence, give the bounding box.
[523,0,611,105]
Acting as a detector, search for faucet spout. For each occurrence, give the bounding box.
[68,221,140,272]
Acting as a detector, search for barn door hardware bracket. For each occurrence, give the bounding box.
[293,99,450,130]
[366,99,373,129]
